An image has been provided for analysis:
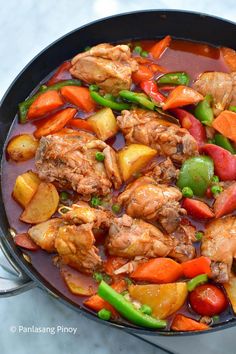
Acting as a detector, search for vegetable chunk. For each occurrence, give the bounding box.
[13,171,41,207]
[87,108,118,141]
[7,134,38,161]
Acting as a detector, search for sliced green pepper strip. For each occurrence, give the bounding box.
[229,106,236,113]
[194,94,214,126]
[187,274,208,292]
[18,79,81,124]
[214,133,236,154]
[90,91,130,111]
[98,281,167,329]
[177,156,214,197]
[157,72,190,86]
[119,90,155,110]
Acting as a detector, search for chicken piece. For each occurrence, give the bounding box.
[193,71,236,115]
[145,157,179,184]
[201,216,236,283]
[61,201,112,228]
[221,47,236,72]
[107,214,194,262]
[70,43,138,95]
[35,132,122,198]
[117,109,198,163]
[118,176,185,233]
[28,218,63,252]
[169,224,196,262]
[107,214,173,258]
[55,223,102,274]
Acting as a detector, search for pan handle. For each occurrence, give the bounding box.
[0,242,35,297]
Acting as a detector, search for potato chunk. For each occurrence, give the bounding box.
[7,134,38,161]
[20,182,59,224]
[13,171,41,207]
[129,283,187,319]
[118,144,157,181]
[88,107,118,140]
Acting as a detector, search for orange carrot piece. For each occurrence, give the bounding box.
[214,182,236,218]
[150,35,172,59]
[34,108,77,138]
[132,65,153,84]
[181,256,211,278]
[103,256,128,277]
[69,118,94,132]
[171,314,209,331]
[60,86,96,112]
[212,110,236,143]
[130,258,183,283]
[27,90,64,120]
[163,86,204,110]
[84,280,126,318]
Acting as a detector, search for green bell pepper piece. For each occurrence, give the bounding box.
[98,281,167,329]
[194,94,214,126]
[119,90,156,110]
[157,72,190,86]
[177,156,214,197]
[90,91,130,111]
[18,79,81,123]
[214,133,236,154]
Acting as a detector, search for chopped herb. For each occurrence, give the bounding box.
[211,175,220,184]
[89,84,99,92]
[93,272,104,283]
[133,46,142,54]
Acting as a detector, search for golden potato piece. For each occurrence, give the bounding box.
[13,171,41,207]
[88,107,118,141]
[129,283,187,319]
[20,182,59,224]
[224,276,236,313]
[118,144,157,181]
[7,134,38,161]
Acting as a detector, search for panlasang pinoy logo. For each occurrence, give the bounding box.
[10,325,78,335]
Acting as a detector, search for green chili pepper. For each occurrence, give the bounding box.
[119,90,155,110]
[194,94,214,126]
[177,156,214,197]
[90,91,130,111]
[19,79,81,124]
[195,231,203,241]
[214,133,236,154]
[182,187,194,198]
[157,72,190,86]
[89,84,99,92]
[95,152,105,162]
[187,274,208,292]
[229,106,236,113]
[98,281,167,329]
[98,308,111,320]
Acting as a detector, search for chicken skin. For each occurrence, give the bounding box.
[70,43,138,95]
[118,176,185,233]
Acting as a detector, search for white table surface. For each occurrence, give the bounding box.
[1,1,236,354]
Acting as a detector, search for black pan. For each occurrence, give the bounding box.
[1,9,236,338]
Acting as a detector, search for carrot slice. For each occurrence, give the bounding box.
[163,86,204,110]
[14,233,39,251]
[171,314,209,331]
[181,256,211,278]
[60,86,96,112]
[150,35,172,59]
[34,108,77,138]
[131,258,183,283]
[212,110,236,143]
[103,256,128,277]
[69,118,94,132]
[27,90,64,119]
[132,65,153,84]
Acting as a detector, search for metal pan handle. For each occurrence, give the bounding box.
[0,242,35,297]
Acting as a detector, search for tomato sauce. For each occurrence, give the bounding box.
[1,39,233,329]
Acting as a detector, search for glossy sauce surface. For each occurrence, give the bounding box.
[1,39,233,328]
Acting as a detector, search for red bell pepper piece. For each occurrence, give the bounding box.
[214,182,236,218]
[201,144,236,181]
[182,198,214,219]
[140,80,165,104]
[171,108,206,146]
[182,256,211,278]
[47,61,72,86]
